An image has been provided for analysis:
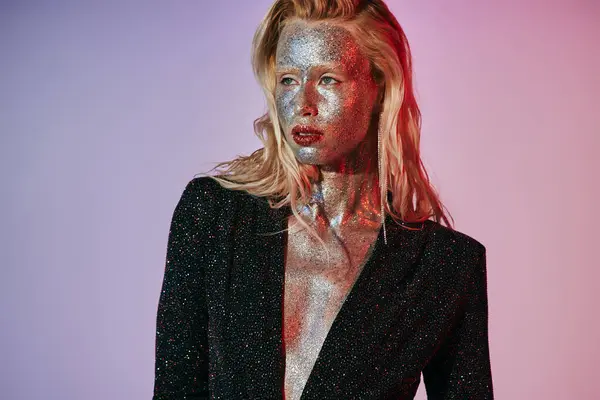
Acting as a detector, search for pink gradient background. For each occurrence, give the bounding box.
[2,1,598,399]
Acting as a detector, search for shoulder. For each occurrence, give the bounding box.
[423,219,486,262]
[179,176,246,207]
[417,221,488,294]
[178,175,266,218]
[171,176,232,224]
[182,175,230,201]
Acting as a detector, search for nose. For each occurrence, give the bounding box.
[294,83,318,117]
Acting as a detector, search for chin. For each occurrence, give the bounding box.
[294,147,349,167]
[290,148,322,165]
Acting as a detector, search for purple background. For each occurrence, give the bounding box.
[2,1,599,399]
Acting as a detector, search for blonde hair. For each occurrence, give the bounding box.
[201,0,453,245]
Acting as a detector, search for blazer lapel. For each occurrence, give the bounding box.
[227,192,431,399]
[299,215,431,399]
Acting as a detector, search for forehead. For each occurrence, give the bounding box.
[275,20,367,72]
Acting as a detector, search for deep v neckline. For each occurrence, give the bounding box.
[280,213,387,400]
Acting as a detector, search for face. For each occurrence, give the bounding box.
[275,20,380,166]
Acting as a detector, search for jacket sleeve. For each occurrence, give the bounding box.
[423,245,494,399]
[153,178,213,399]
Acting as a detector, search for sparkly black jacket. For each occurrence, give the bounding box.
[153,177,494,399]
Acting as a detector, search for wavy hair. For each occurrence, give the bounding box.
[202,0,453,241]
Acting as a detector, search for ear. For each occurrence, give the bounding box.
[374,88,384,118]
[372,89,384,116]
[377,84,385,104]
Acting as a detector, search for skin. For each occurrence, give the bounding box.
[274,19,385,400]
[275,18,383,233]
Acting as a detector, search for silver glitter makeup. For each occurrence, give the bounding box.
[274,20,387,400]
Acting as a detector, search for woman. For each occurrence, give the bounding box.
[153,0,494,399]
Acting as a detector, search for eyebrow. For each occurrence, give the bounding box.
[275,62,347,74]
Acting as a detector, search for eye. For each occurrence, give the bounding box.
[280,77,296,86]
[320,76,339,85]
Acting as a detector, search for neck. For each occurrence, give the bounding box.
[300,137,383,234]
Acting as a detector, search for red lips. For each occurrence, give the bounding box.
[291,125,324,135]
[291,124,324,146]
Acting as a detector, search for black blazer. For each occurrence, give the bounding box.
[153,177,494,399]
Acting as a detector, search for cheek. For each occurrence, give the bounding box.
[349,84,377,122]
[321,86,373,125]
[331,91,376,142]
[319,90,352,121]
[275,91,295,125]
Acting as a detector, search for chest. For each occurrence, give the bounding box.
[282,220,380,399]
